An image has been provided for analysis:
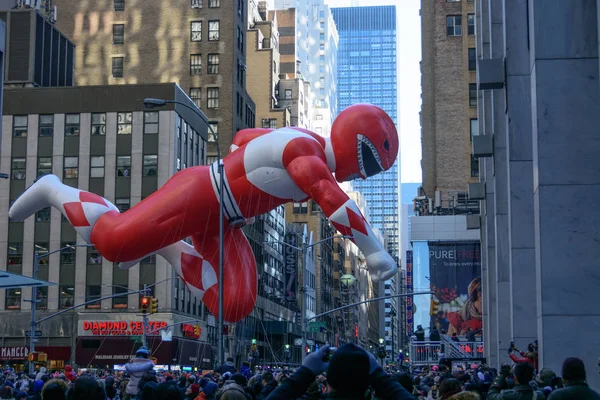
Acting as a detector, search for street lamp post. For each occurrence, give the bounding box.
[265,234,352,363]
[144,97,225,365]
[27,243,93,374]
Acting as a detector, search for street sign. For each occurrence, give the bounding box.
[30,338,38,344]
[25,330,42,337]
[294,339,314,346]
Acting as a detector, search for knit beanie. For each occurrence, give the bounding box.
[326,344,370,397]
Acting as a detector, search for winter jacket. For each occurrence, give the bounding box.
[487,384,546,400]
[64,365,76,382]
[509,352,539,372]
[124,357,155,395]
[35,368,46,381]
[240,366,252,381]
[256,379,278,400]
[448,392,481,400]
[547,381,600,400]
[215,362,237,376]
[264,365,414,400]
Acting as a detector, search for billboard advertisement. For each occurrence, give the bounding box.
[405,250,414,337]
[284,233,299,303]
[428,242,481,336]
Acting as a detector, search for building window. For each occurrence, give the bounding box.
[208,122,218,142]
[319,33,324,41]
[209,0,219,7]
[6,289,20,310]
[116,198,130,212]
[36,207,51,222]
[237,26,244,52]
[446,15,462,36]
[65,114,80,136]
[114,0,125,11]
[262,119,277,129]
[468,48,476,71]
[36,287,48,310]
[64,157,78,179]
[468,14,475,35]
[90,156,105,178]
[59,286,74,308]
[316,114,323,121]
[86,286,101,309]
[191,0,202,8]
[117,112,132,134]
[190,88,201,108]
[293,202,308,214]
[112,287,128,309]
[38,157,52,178]
[144,111,159,134]
[207,88,219,108]
[284,89,292,99]
[190,54,202,75]
[87,246,103,264]
[315,127,323,134]
[447,0,460,2]
[469,83,477,107]
[191,21,202,41]
[91,113,106,135]
[11,158,26,180]
[470,118,479,140]
[208,54,219,74]
[117,156,131,177]
[13,115,27,137]
[471,155,479,177]
[113,24,125,44]
[143,155,158,176]
[39,115,54,137]
[208,21,220,41]
[8,243,23,266]
[61,243,75,264]
[112,57,124,78]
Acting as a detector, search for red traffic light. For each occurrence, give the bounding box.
[142,297,149,305]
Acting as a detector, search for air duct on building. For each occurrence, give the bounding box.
[477,58,505,90]
[472,134,494,158]
[468,182,486,201]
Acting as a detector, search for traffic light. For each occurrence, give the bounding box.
[28,352,47,362]
[149,297,158,314]
[193,325,201,337]
[141,296,149,313]
[305,346,311,354]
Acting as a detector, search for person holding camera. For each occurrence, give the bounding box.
[509,341,539,372]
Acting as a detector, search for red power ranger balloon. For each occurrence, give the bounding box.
[9,103,399,322]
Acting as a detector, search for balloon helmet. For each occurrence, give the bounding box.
[330,103,398,183]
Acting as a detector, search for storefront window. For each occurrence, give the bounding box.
[113,287,128,309]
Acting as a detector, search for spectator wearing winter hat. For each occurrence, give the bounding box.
[547,357,600,400]
[264,343,414,400]
[34,370,46,383]
[62,367,75,384]
[41,379,68,400]
[124,347,155,397]
[28,381,43,400]
[196,382,218,400]
[185,384,200,400]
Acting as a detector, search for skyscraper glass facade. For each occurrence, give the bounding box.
[332,6,398,257]
[332,5,399,354]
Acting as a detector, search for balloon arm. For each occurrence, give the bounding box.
[232,128,274,149]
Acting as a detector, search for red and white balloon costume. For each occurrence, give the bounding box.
[9,103,399,322]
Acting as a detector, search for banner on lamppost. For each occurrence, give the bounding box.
[428,242,481,336]
[405,250,413,336]
[284,233,298,302]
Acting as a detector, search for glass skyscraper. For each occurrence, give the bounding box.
[332,5,399,355]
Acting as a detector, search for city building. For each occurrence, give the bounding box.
[0,8,74,88]
[274,0,338,135]
[0,83,219,368]
[52,0,255,158]
[332,5,399,356]
[420,0,477,200]
[475,0,600,388]
[285,200,336,346]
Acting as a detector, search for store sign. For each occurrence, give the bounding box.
[181,324,201,339]
[80,321,168,336]
[405,251,414,336]
[284,233,298,302]
[0,347,29,360]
